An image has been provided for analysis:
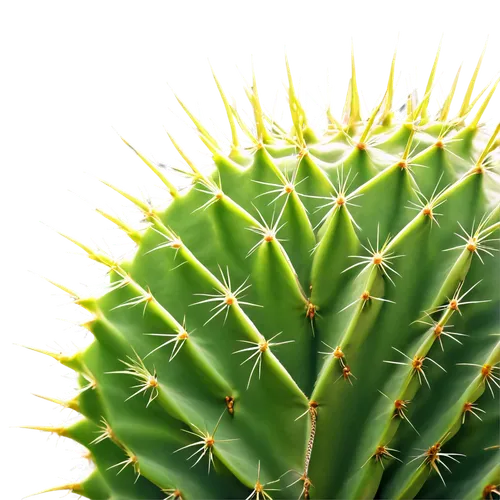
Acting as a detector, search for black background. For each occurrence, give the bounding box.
[13,22,500,498]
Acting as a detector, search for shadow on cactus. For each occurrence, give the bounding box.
[24,47,500,500]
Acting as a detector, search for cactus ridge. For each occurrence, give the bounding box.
[25,50,500,499]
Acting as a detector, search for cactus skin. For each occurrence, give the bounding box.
[25,49,500,500]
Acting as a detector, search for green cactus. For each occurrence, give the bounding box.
[24,48,500,500]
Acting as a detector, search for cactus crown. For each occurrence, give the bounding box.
[26,48,499,500]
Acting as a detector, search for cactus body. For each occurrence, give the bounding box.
[26,51,500,500]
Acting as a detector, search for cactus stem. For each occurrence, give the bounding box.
[361,445,402,469]
[191,266,262,325]
[174,411,238,474]
[462,402,485,423]
[457,363,499,397]
[233,332,294,389]
[408,442,465,487]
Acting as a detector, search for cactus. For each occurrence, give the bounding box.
[24,48,500,500]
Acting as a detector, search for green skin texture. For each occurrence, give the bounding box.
[28,57,500,500]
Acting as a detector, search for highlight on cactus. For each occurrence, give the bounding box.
[24,45,500,499]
